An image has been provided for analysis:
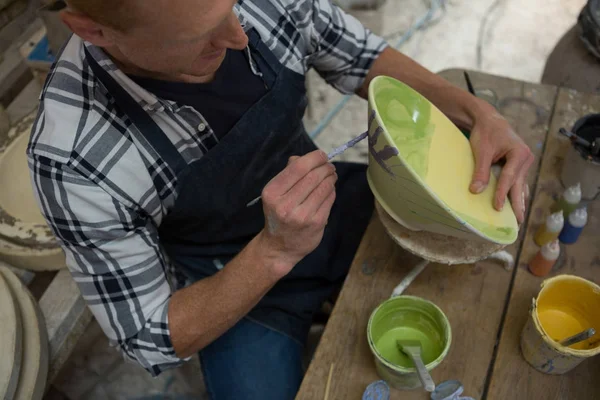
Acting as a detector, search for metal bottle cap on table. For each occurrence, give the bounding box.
[362,380,390,400]
[430,380,476,400]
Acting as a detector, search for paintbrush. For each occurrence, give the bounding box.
[559,128,593,149]
[558,128,600,160]
[246,131,368,207]
[463,71,476,96]
[558,328,596,347]
[397,340,436,392]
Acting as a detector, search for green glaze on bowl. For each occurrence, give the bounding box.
[367,76,519,244]
[367,295,452,390]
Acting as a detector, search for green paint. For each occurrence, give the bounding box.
[457,211,517,242]
[368,296,451,371]
[375,327,443,368]
[373,80,435,180]
[551,198,578,218]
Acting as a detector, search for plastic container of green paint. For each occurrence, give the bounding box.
[367,295,451,390]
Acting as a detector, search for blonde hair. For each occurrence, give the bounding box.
[66,0,136,30]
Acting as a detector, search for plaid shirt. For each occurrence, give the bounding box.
[28,0,387,375]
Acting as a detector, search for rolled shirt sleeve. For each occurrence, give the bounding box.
[28,153,187,376]
[306,0,388,93]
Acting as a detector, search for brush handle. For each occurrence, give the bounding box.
[559,328,596,347]
[410,354,435,392]
[246,131,368,207]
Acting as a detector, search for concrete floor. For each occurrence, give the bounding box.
[308,0,586,163]
[49,0,587,398]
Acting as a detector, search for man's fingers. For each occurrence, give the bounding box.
[495,149,529,210]
[283,163,336,207]
[512,155,534,223]
[314,189,337,227]
[509,177,526,224]
[285,174,337,228]
[470,145,494,194]
[265,150,329,198]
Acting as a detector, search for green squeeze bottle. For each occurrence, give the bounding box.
[552,183,581,218]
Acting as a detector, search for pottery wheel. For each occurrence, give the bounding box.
[0,266,48,400]
[0,269,22,400]
[375,201,505,265]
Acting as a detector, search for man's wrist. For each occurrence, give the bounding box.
[246,231,297,280]
[461,92,497,129]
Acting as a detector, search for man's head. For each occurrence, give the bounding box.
[61,0,249,82]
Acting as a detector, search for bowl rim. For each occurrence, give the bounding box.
[367,75,518,245]
[532,274,600,357]
[366,295,452,373]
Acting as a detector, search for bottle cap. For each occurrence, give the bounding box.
[363,380,389,400]
[568,207,588,228]
[541,239,560,261]
[430,380,475,400]
[546,210,564,232]
[563,183,582,204]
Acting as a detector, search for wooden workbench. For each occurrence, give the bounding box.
[296,70,600,400]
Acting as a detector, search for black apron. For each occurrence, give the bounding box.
[85,29,374,344]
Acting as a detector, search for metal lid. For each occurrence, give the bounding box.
[362,380,390,400]
[430,380,476,400]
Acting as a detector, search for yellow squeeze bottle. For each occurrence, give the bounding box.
[534,210,564,247]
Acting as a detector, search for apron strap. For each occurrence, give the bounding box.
[84,47,187,174]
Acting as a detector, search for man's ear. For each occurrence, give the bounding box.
[60,10,114,47]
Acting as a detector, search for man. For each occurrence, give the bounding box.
[28,0,533,398]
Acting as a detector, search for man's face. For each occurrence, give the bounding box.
[102,0,249,79]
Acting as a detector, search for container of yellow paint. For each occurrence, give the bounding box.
[367,295,451,390]
[521,275,600,374]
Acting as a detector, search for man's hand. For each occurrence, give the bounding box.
[258,150,337,276]
[360,47,535,223]
[468,110,534,223]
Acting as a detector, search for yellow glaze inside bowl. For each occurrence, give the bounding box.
[368,76,518,244]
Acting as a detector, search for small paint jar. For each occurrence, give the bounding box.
[534,211,564,247]
[551,183,581,218]
[528,239,560,277]
[559,207,588,244]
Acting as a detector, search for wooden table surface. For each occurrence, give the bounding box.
[296,69,600,400]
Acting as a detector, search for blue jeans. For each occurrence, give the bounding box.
[199,317,304,400]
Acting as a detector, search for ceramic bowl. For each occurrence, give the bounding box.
[366,76,519,244]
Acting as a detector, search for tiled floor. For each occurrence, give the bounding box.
[50,0,588,398]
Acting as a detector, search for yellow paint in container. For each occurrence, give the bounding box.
[521,275,600,374]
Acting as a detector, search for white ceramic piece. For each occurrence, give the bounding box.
[0,270,22,400]
[0,266,49,400]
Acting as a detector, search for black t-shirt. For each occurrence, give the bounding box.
[130,49,268,139]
